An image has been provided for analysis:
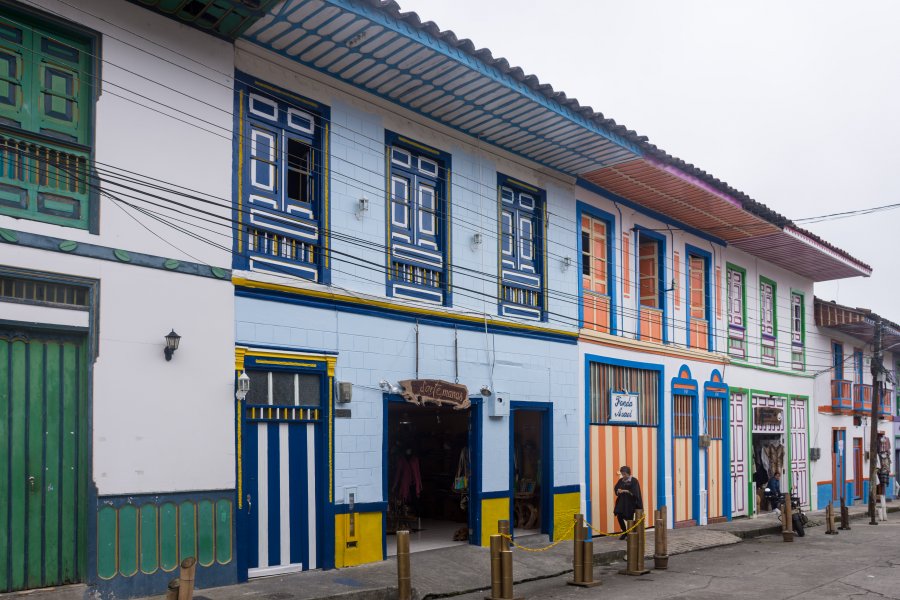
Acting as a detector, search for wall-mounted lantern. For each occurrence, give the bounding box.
[164,329,181,361]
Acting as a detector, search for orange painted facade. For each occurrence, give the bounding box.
[672,437,693,523]
[589,425,657,533]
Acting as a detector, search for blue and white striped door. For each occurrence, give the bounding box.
[245,420,318,577]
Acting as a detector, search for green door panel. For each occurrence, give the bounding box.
[215,500,232,564]
[1,332,87,591]
[96,506,118,580]
[197,501,215,567]
[117,505,139,577]
[139,505,159,574]
[179,502,196,562]
[159,503,178,572]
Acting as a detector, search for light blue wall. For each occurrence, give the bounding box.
[236,296,579,504]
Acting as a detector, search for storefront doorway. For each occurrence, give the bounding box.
[386,402,472,554]
[853,437,864,500]
[510,403,552,538]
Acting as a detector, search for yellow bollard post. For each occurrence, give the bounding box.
[397,530,412,600]
[488,534,503,600]
[653,508,669,569]
[619,518,650,576]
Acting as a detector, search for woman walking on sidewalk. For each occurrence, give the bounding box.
[614,465,643,540]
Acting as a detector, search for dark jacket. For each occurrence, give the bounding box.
[613,477,643,519]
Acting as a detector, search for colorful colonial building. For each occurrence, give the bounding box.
[0,1,886,599]
[811,299,896,508]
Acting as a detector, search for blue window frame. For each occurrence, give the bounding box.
[832,342,844,380]
[386,132,450,304]
[498,174,545,320]
[576,202,617,334]
[234,73,329,282]
[634,225,668,343]
[685,245,713,351]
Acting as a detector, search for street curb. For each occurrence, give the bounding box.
[725,504,900,541]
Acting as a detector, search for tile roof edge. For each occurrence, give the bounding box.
[366,0,871,273]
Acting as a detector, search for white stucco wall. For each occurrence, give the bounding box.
[1,0,236,495]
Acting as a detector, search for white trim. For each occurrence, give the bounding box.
[279,423,291,567]
[306,423,317,569]
[287,107,315,135]
[256,422,269,569]
[248,564,304,578]
[418,156,438,176]
[393,284,443,302]
[250,130,277,191]
[391,175,410,229]
[391,147,412,168]
[249,93,279,120]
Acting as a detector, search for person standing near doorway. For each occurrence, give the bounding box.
[614,466,643,540]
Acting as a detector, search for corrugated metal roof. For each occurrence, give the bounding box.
[814,297,900,350]
[244,0,871,279]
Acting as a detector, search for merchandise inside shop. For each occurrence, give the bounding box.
[751,433,785,512]
[386,402,471,554]
[512,410,544,534]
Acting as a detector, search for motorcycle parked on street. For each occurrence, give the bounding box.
[766,487,807,537]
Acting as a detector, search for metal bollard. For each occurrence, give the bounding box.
[626,521,638,573]
[498,519,511,552]
[573,514,584,584]
[500,550,513,599]
[635,510,646,572]
[568,524,601,588]
[781,493,794,542]
[824,504,839,535]
[653,507,669,570]
[489,535,503,600]
[397,530,412,600]
[618,520,650,576]
[838,498,851,530]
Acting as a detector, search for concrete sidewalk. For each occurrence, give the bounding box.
[182,500,898,600]
[3,501,895,600]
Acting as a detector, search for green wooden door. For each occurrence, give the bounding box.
[0,329,88,591]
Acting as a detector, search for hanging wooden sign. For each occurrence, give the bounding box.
[754,407,783,427]
[398,379,470,409]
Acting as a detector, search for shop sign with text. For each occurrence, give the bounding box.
[609,391,639,424]
[399,379,470,409]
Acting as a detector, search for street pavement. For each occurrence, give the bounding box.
[453,520,900,600]
[0,503,893,600]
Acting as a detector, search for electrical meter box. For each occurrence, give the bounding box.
[488,391,510,417]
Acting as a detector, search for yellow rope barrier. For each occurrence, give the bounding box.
[496,514,646,552]
[498,519,576,552]
[584,514,645,537]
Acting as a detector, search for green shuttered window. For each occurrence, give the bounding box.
[0,10,95,230]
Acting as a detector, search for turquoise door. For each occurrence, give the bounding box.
[0,329,88,591]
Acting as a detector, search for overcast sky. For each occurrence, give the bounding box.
[399,0,900,317]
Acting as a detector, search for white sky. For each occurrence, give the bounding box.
[398,0,900,317]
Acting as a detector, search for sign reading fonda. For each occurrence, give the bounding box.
[399,379,470,410]
[609,391,639,424]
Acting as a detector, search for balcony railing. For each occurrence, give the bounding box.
[639,306,663,344]
[879,389,892,418]
[688,317,709,350]
[831,379,853,411]
[0,130,91,229]
[853,383,873,413]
